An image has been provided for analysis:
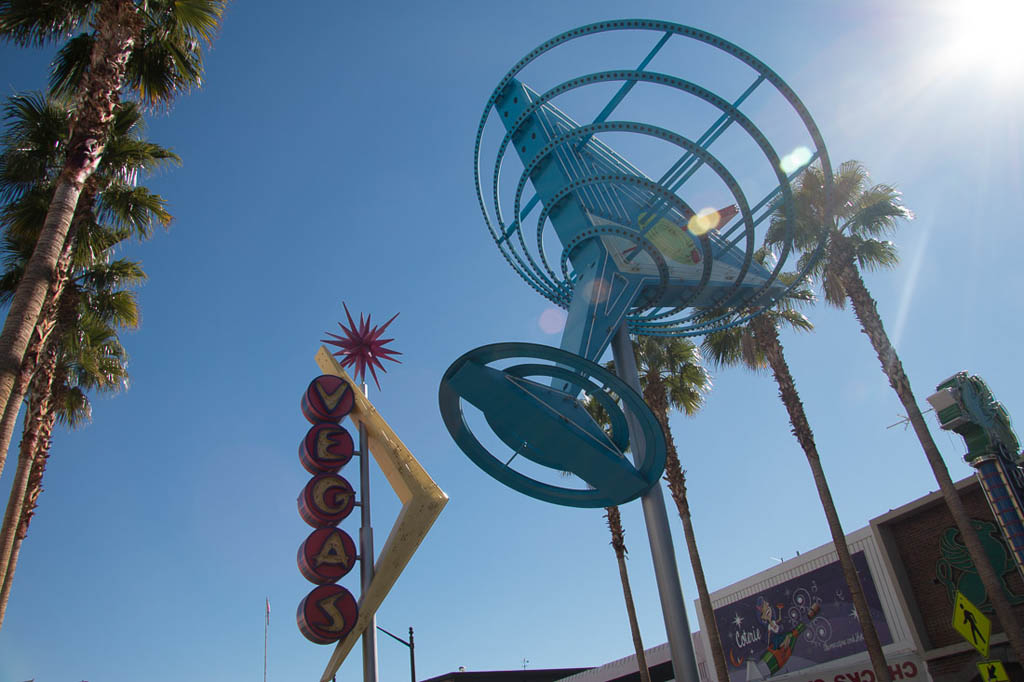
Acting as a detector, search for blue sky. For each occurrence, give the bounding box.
[1,1,1022,680]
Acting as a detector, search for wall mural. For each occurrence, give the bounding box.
[714,551,892,682]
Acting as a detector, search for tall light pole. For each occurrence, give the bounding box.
[377,625,416,682]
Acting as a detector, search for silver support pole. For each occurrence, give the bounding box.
[610,324,700,682]
[359,383,378,682]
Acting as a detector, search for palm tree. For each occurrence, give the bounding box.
[0,0,224,456]
[0,93,161,611]
[589,336,722,680]
[605,505,653,682]
[703,279,892,682]
[0,306,131,626]
[0,249,141,619]
[768,160,1024,661]
[0,92,174,478]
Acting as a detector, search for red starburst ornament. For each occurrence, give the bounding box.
[322,303,402,390]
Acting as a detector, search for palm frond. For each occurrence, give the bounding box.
[54,385,91,428]
[842,185,912,238]
[0,0,92,47]
[95,183,173,236]
[48,31,92,98]
[821,259,847,308]
[168,0,227,44]
[851,236,900,272]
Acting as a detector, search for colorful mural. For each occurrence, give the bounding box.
[713,552,892,682]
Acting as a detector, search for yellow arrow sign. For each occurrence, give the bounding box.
[977,660,1009,682]
[953,590,991,657]
[315,348,449,682]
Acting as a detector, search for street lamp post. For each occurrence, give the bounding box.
[377,625,415,682]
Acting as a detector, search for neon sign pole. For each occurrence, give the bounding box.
[358,400,377,682]
[323,304,401,682]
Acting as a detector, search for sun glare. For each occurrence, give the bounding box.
[941,0,1024,80]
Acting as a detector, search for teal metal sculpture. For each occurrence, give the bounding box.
[928,373,1024,580]
[441,21,833,682]
[439,342,665,507]
[446,18,831,507]
[475,21,831,356]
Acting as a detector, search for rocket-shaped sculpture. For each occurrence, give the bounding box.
[497,78,784,364]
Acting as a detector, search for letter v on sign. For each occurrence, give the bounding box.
[314,347,449,682]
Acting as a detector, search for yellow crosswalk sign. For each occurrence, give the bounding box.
[978,660,1010,682]
[953,591,991,657]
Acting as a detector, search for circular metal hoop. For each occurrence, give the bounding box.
[438,342,667,508]
[474,19,832,336]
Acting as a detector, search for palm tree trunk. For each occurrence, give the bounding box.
[830,238,1024,662]
[0,214,80,481]
[0,395,55,628]
[0,0,140,445]
[0,339,58,617]
[750,314,892,681]
[645,378,729,682]
[605,505,653,682]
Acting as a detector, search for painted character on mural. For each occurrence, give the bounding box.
[755,596,821,676]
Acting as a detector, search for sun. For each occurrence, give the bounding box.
[938,0,1024,81]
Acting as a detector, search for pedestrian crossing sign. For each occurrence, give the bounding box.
[953,591,991,657]
[978,660,1009,682]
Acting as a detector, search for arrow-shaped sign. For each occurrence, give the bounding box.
[314,347,448,682]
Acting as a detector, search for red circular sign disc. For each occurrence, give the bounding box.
[298,473,356,527]
[296,584,359,644]
[301,375,354,424]
[297,527,357,584]
[299,423,355,474]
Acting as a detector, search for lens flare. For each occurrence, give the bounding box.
[687,207,722,236]
[538,307,567,334]
[780,146,813,175]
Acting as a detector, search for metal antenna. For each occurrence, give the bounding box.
[887,407,934,430]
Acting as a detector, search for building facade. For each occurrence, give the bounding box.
[698,476,1024,682]
[558,477,1024,682]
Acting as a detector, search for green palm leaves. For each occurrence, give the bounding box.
[767,160,910,307]
[0,0,223,502]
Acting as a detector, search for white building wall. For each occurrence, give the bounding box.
[693,526,927,682]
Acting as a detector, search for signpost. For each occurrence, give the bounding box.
[953,590,991,657]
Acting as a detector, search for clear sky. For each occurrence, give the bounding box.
[1,1,1022,681]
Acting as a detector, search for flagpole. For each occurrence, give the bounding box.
[265,597,270,682]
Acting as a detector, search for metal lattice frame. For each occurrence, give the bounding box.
[474,19,833,336]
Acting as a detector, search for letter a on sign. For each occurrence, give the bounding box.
[953,590,991,657]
